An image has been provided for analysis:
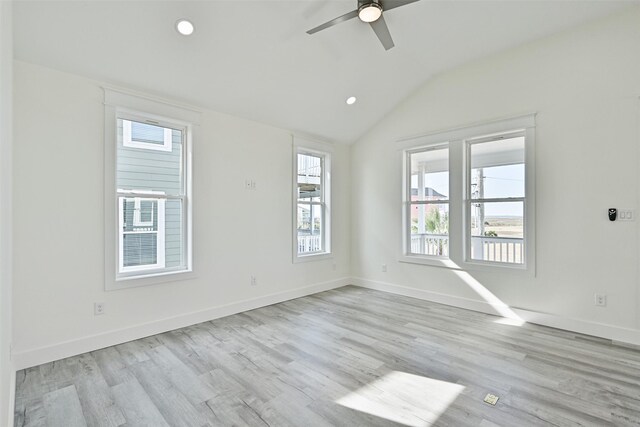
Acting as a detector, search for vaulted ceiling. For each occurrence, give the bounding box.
[13,0,637,143]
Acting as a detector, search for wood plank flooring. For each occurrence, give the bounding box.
[13,286,640,426]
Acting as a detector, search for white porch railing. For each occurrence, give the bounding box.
[471,236,524,264]
[410,234,449,256]
[410,234,524,264]
[298,234,321,254]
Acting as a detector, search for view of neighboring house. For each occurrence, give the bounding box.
[117,119,184,273]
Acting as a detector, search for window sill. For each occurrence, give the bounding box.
[398,255,459,269]
[106,269,196,291]
[398,254,535,276]
[460,260,534,277]
[293,253,333,264]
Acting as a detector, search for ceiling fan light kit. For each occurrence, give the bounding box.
[358,1,383,23]
[306,0,420,51]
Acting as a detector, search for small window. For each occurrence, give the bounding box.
[294,148,331,259]
[467,134,525,265]
[406,145,449,257]
[123,119,173,152]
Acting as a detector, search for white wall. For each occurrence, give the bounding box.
[12,60,350,368]
[351,7,640,342]
[0,2,14,425]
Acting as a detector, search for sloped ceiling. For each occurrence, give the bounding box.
[13,0,637,143]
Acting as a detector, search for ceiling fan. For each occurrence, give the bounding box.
[306,0,420,51]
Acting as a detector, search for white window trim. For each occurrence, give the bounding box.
[104,87,200,290]
[122,119,173,152]
[292,137,333,263]
[398,114,536,275]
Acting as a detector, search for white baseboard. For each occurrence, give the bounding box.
[351,277,640,347]
[13,277,350,370]
[13,275,640,371]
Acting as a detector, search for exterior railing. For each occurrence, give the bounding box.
[298,234,322,254]
[410,234,449,256]
[471,236,524,264]
[410,234,524,264]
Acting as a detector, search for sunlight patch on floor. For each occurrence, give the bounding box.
[452,269,525,326]
[335,371,465,426]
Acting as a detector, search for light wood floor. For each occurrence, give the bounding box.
[14,286,640,426]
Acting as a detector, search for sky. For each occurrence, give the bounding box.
[415,164,524,217]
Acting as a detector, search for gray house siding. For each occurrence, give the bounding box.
[117,119,183,269]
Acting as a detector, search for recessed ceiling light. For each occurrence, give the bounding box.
[176,19,195,36]
[346,96,357,105]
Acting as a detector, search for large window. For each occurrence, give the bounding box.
[294,146,331,260]
[401,115,535,272]
[104,88,198,290]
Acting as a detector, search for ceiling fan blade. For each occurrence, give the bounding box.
[370,15,394,50]
[382,0,421,12]
[307,10,359,35]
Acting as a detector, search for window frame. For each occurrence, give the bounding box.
[104,88,199,291]
[292,139,332,263]
[398,114,536,274]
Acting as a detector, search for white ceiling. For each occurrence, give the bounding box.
[13,0,637,143]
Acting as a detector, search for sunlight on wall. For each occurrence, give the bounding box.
[451,269,525,326]
[336,371,465,426]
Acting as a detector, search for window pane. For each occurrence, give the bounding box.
[121,197,160,268]
[139,200,153,223]
[297,153,322,202]
[470,201,524,264]
[117,118,183,195]
[410,147,449,201]
[470,137,524,199]
[297,203,323,254]
[131,121,166,146]
[164,198,184,269]
[410,203,449,256]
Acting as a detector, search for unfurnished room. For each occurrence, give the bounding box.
[1,0,640,426]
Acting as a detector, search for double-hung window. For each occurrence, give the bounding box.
[104,89,198,289]
[294,143,331,261]
[406,145,449,257]
[116,117,187,278]
[467,133,525,265]
[401,114,535,272]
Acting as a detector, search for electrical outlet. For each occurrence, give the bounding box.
[594,293,607,307]
[94,302,105,315]
[381,264,387,272]
[250,276,257,286]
